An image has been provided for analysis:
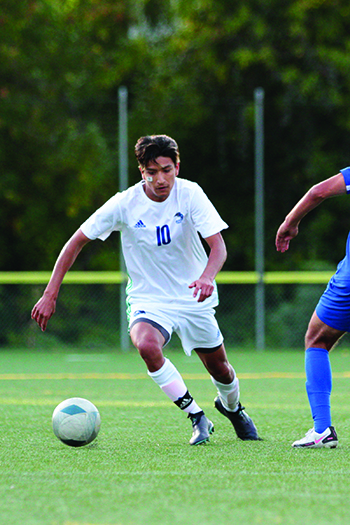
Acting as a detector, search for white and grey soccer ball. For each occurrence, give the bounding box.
[52,397,101,447]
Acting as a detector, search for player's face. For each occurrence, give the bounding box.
[140,156,179,202]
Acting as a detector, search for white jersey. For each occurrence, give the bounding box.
[80,178,228,308]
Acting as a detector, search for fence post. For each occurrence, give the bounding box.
[254,88,265,350]
[118,86,129,352]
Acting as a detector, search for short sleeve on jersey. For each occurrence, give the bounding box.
[189,183,228,238]
[340,167,350,194]
[80,193,122,241]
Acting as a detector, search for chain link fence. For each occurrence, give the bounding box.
[2,281,349,350]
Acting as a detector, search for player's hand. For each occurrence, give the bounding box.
[189,276,214,302]
[31,293,56,332]
[275,221,299,252]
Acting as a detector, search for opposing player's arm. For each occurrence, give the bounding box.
[276,173,346,253]
[31,228,92,331]
[189,232,227,303]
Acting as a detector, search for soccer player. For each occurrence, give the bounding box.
[276,167,350,448]
[32,134,260,445]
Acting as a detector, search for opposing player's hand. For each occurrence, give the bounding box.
[275,221,299,253]
[31,293,56,332]
[189,276,214,303]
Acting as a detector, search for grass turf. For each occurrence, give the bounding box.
[1,347,350,525]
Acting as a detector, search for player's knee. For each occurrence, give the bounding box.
[209,361,234,383]
[135,338,163,368]
[305,331,321,349]
[304,331,313,349]
[305,329,333,352]
[136,338,156,356]
[305,318,321,348]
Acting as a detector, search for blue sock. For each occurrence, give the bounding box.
[305,347,332,433]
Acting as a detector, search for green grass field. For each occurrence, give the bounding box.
[1,347,350,525]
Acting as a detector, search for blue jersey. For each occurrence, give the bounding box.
[315,167,350,331]
[334,167,350,281]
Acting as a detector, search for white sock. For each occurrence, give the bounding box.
[211,374,240,412]
[148,358,202,414]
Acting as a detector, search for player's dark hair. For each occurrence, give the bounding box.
[135,135,180,168]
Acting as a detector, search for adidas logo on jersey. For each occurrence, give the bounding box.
[134,220,146,228]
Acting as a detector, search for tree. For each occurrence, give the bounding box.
[0,0,137,269]
[129,0,350,270]
[2,0,350,271]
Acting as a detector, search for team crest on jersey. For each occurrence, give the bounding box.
[134,220,146,228]
[174,212,184,223]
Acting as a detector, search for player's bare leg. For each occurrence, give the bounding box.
[196,344,261,440]
[130,322,214,444]
[130,321,166,372]
[305,311,345,352]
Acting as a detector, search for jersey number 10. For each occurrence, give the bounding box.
[156,225,171,246]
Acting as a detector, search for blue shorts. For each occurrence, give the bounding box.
[316,278,350,332]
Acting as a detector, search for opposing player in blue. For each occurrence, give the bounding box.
[32,134,260,445]
[276,167,350,448]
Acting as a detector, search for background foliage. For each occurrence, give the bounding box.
[2,0,350,273]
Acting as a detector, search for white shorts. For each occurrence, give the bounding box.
[128,304,224,356]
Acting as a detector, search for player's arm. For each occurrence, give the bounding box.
[275,173,346,253]
[189,232,227,303]
[31,228,92,331]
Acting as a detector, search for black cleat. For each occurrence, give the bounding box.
[214,396,261,440]
[188,411,214,445]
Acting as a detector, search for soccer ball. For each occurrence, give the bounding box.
[52,397,101,447]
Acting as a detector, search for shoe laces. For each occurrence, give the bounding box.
[305,428,315,437]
